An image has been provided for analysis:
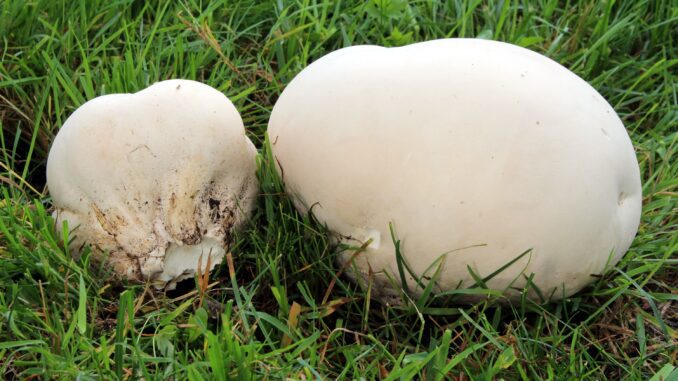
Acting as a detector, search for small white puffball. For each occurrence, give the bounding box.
[47,79,258,289]
[268,39,642,303]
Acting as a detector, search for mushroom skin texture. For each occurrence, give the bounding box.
[268,39,642,303]
[47,79,258,289]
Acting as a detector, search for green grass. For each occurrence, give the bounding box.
[1,0,676,379]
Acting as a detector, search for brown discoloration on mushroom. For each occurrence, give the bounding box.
[47,79,259,288]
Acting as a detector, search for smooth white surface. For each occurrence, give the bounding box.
[47,79,258,287]
[268,39,642,302]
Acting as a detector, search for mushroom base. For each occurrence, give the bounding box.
[343,263,568,307]
[153,236,226,290]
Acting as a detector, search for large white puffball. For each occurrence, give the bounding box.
[268,39,642,303]
[47,79,258,288]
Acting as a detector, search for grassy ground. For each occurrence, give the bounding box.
[1,0,676,379]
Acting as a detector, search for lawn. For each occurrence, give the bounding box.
[0,0,676,379]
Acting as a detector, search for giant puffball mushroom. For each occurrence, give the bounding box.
[268,39,642,303]
[47,79,258,289]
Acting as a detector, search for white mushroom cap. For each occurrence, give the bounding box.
[47,79,258,288]
[268,39,642,303]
